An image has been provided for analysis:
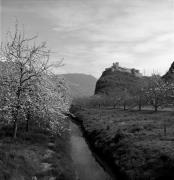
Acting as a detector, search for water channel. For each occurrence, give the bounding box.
[70,120,115,180]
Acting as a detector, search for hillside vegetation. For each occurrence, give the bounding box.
[95,70,145,95]
[162,62,174,82]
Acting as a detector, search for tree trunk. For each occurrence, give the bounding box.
[26,112,30,132]
[13,119,18,139]
[164,121,167,136]
[12,104,20,139]
[155,105,158,112]
[138,97,142,111]
[154,98,158,112]
[13,90,21,138]
[26,119,29,132]
[123,102,126,111]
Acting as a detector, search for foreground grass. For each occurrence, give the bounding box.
[0,124,76,180]
[71,107,174,180]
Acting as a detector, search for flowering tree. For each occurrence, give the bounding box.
[145,74,169,112]
[34,74,70,135]
[0,24,69,138]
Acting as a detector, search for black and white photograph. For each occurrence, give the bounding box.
[0,0,174,179]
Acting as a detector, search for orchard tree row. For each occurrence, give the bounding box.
[73,74,174,112]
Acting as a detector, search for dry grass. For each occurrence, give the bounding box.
[73,108,174,179]
[0,129,76,180]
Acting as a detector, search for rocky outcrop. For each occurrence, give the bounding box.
[162,62,174,82]
[95,63,144,96]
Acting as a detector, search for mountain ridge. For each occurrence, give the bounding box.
[62,73,97,98]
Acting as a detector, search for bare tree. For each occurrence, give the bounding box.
[119,88,131,110]
[133,79,148,111]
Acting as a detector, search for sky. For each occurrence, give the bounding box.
[1,0,174,78]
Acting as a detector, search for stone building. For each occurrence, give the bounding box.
[105,62,142,77]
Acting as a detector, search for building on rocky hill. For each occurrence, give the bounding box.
[105,62,142,77]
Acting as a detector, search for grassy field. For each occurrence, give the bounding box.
[72,107,174,180]
[0,123,76,180]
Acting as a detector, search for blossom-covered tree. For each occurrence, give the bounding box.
[34,74,71,135]
[0,24,70,138]
[145,74,169,112]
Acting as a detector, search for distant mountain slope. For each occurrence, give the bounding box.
[63,73,97,98]
[95,63,144,96]
[162,62,174,82]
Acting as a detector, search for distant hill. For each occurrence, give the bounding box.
[162,61,174,82]
[63,73,97,98]
[95,63,146,96]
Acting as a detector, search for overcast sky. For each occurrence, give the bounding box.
[1,0,174,78]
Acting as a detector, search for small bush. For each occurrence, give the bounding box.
[113,129,126,143]
[129,125,144,133]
